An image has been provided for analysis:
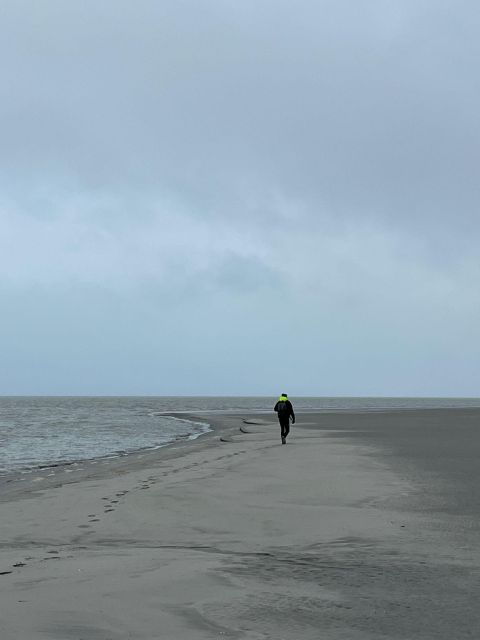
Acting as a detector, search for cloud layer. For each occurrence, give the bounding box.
[1,1,479,395]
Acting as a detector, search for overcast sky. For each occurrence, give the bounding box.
[1,0,479,396]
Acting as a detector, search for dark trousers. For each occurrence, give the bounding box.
[278,414,290,439]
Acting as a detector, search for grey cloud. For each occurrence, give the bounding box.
[1,1,480,394]
[2,0,479,232]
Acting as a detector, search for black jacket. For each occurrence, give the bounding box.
[274,399,295,422]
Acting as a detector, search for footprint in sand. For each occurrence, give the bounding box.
[13,562,26,567]
[89,518,100,522]
[0,571,12,575]
[104,508,115,513]
[78,524,91,528]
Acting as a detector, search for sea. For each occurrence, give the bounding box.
[1,396,480,476]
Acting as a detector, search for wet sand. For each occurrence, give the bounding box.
[0,410,478,639]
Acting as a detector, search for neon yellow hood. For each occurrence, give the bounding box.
[278,395,288,402]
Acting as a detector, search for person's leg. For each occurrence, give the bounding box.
[280,416,288,443]
[284,419,290,439]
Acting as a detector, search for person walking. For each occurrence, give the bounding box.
[274,393,295,444]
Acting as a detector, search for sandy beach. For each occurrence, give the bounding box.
[0,410,478,639]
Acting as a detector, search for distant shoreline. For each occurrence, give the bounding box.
[2,404,480,494]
